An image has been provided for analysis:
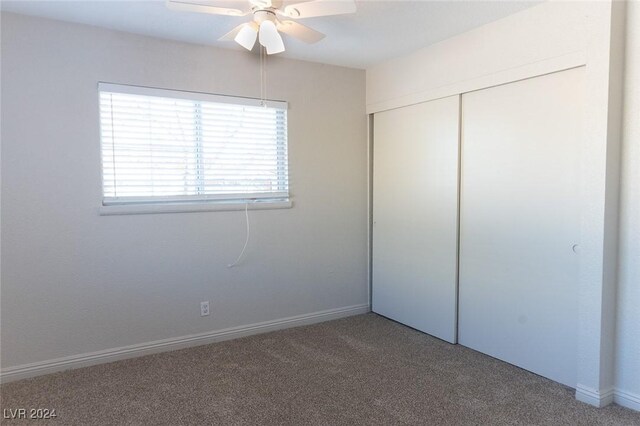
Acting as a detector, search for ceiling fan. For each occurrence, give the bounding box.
[166,0,356,54]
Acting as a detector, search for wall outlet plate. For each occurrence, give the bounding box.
[200,301,210,317]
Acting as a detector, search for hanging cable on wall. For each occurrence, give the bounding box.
[228,203,250,268]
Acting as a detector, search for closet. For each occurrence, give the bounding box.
[372,67,584,387]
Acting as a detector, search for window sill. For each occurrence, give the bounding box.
[98,199,292,216]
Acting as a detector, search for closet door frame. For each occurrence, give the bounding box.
[366,8,625,399]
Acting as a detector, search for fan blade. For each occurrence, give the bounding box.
[249,0,273,7]
[277,20,325,44]
[234,22,259,50]
[166,0,248,17]
[259,20,285,54]
[283,0,356,19]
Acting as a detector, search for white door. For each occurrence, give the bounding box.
[372,96,460,343]
[458,67,584,387]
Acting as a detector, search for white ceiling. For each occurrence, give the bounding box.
[1,0,540,69]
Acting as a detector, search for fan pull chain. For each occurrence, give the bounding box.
[260,45,267,107]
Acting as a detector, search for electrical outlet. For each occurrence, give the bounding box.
[200,301,210,317]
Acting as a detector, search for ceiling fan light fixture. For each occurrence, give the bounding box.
[168,0,357,55]
[258,20,285,54]
[234,23,258,51]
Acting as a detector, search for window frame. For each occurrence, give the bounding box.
[97,83,291,215]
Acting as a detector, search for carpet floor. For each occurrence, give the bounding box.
[1,313,639,425]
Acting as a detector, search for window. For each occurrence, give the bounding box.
[99,83,288,211]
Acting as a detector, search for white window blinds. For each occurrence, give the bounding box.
[99,83,288,205]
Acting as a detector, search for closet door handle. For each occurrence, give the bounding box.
[572,244,580,254]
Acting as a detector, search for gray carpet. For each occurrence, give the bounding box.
[1,313,639,425]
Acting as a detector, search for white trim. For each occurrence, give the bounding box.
[103,192,290,205]
[0,304,370,384]
[366,50,586,114]
[614,389,640,412]
[98,82,288,109]
[99,199,292,215]
[575,384,615,408]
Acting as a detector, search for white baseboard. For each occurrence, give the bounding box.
[1,304,370,384]
[614,389,640,412]
[576,384,640,412]
[575,384,615,408]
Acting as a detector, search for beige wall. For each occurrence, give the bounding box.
[0,13,368,372]
[366,1,588,114]
[615,0,640,408]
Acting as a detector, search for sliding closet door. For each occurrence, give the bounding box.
[458,68,584,387]
[372,96,459,343]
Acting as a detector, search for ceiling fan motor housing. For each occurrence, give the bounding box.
[253,9,277,24]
